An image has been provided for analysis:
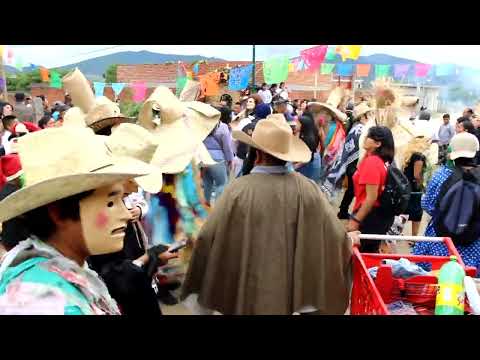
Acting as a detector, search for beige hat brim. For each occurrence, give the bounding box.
[232,130,311,163]
[450,150,477,160]
[193,143,217,167]
[134,167,163,194]
[308,102,347,122]
[0,157,153,222]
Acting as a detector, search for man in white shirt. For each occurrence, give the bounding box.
[257,83,272,104]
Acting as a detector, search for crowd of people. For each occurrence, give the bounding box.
[0,70,480,315]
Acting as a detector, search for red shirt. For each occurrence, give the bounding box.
[352,154,387,212]
[12,121,40,135]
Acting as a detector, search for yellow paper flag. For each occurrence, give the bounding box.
[288,63,295,72]
[336,45,362,61]
[0,45,4,59]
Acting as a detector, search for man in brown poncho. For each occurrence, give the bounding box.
[181,114,356,315]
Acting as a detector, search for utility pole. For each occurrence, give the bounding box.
[252,45,256,92]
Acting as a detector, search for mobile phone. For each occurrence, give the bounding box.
[168,240,188,253]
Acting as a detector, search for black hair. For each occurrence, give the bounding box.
[95,125,113,136]
[261,83,267,87]
[454,157,477,167]
[15,93,25,102]
[23,190,94,240]
[280,82,285,87]
[457,116,470,123]
[299,114,320,155]
[38,115,53,129]
[216,106,232,125]
[219,94,233,108]
[443,113,450,119]
[2,115,17,129]
[465,108,474,115]
[458,119,475,134]
[270,84,278,88]
[367,126,395,163]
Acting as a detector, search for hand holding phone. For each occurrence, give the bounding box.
[168,240,188,253]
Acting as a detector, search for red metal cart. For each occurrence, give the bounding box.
[350,235,477,315]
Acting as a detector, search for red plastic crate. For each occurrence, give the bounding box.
[350,236,476,315]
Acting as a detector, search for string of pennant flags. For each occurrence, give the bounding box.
[0,44,478,101]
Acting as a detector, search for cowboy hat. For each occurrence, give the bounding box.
[105,123,164,193]
[138,86,220,173]
[62,68,135,133]
[354,102,374,120]
[0,127,154,222]
[232,114,311,163]
[307,87,348,123]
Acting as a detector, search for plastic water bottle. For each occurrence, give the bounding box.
[435,256,465,315]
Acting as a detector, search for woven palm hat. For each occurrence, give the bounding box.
[138,87,220,173]
[0,127,154,222]
[307,87,348,122]
[354,102,374,120]
[62,68,135,133]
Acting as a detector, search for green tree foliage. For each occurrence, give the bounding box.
[6,68,70,91]
[119,101,142,118]
[104,64,117,83]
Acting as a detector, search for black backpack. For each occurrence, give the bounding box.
[433,167,480,246]
[378,163,411,217]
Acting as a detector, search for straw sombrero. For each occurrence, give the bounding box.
[62,68,135,133]
[308,87,348,123]
[138,86,220,173]
[0,127,154,222]
[353,102,374,120]
[232,114,311,163]
[179,79,201,101]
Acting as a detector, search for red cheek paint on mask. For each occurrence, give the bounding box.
[95,211,109,228]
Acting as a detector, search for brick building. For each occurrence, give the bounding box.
[16,61,356,106]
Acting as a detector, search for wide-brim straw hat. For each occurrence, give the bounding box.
[0,127,154,222]
[138,87,220,173]
[179,80,201,101]
[307,87,348,122]
[106,123,164,193]
[62,68,135,133]
[232,114,311,163]
[354,102,374,119]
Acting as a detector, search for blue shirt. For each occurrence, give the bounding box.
[413,166,480,275]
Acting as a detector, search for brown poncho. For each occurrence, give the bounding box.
[181,171,352,315]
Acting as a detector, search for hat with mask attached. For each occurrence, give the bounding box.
[138,86,221,174]
[62,68,135,133]
[0,126,154,222]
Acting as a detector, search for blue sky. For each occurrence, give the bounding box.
[5,45,480,70]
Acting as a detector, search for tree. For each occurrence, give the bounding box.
[104,64,118,83]
[5,68,71,91]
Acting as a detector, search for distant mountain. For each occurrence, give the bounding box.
[4,50,225,79]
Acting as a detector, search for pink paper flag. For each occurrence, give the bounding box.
[415,63,432,78]
[132,82,147,102]
[300,45,328,72]
[393,64,410,78]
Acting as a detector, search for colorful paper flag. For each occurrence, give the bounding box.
[0,77,4,91]
[15,56,23,71]
[356,64,371,77]
[193,63,199,75]
[199,72,220,97]
[176,77,187,96]
[0,46,4,59]
[228,64,253,91]
[93,82,106,98]
[132,82,147,102]
[320,63,335,75]
[336,45,362,61]
[435,64,456,77]
[288,63,295,72]
[336,63,354,76]
[111,83,126,97]
[300,45,327,72]
[393,64,410,78]
[296,58,306,71]
[415,63,432,77]
[263,56,289,84]
[39,67,50,82]
[375,64,391,78]
[50,70,62,89]
[7,49,13,64]
[325,47,337,61]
